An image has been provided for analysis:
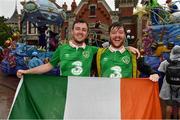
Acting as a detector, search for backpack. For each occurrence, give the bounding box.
[166,60,180,85]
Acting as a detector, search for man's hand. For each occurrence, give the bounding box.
[127,46,140,58]
[17,70,27,78]
[149,74,159,82]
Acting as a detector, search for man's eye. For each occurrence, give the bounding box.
[111,31,116,34]
[82,29,87,32]
[75,28,80,30]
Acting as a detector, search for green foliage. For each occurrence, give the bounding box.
[0,16,13,46]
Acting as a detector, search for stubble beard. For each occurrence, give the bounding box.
[73,37,85,46]
[111,40,124,49]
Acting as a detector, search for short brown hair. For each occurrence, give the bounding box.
[108,22,124,33]
[72,19,89,31]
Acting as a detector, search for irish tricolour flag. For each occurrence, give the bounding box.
[8,74,162,119]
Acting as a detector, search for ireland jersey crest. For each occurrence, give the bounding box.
[82,51,90,58]
[121,56,130,64]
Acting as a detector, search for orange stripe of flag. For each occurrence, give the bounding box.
[121,78,162,119]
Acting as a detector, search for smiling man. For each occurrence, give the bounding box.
[17,19,98,77]
[96,22,159,81]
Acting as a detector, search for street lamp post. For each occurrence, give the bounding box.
[126,29,134,45]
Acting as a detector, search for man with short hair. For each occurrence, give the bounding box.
[96,22,159,81]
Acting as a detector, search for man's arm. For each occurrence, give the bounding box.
[126,46,140,58]
[17,63,54,78]
[137,57,159,82]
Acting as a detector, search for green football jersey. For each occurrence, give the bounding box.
[100,49,133,78]
[50,44,98,76]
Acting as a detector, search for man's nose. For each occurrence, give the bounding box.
[114,33,121,36]
[78,29,84,33]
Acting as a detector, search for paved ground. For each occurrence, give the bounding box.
[0,71,19,119]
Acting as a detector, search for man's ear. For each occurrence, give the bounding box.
[87,33,90,38]
[71,28,74,35]
[86,32,89,38]
[109,39,111,45]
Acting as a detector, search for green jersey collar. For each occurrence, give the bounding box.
[69,41,86,49]
[109,45,125,53]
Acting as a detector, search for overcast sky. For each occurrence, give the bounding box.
[0,0,178,18]
[1,0,115,18]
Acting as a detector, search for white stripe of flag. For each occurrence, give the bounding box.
[64,76,121,119]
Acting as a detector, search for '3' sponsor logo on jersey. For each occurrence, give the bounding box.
[110,66,122,78]
[71,61,83,75]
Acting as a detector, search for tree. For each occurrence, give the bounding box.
[0,16,13,46]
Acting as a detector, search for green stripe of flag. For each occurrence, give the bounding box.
[9,74,68,119]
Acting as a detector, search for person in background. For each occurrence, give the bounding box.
[17,19,140,78]
[28,52,44,69]
[96,22,159,82]
[158,45,180,119]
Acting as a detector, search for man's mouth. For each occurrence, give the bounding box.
[114,39,120,41]
[77,34,83,38]
[114,37,122,41]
